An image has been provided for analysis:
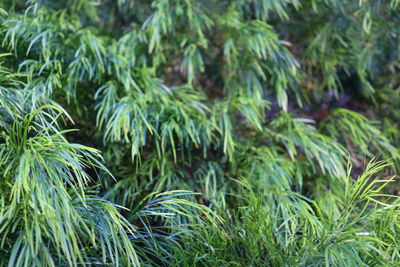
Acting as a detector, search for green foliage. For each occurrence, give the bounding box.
[1,0,400,266]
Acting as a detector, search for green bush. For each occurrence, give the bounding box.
[1,0,400,266]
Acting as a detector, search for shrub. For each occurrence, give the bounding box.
[1,0,400,266]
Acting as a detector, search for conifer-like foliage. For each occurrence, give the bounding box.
[1,0,400,266]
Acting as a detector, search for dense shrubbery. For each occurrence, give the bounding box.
[1,0,400,266]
